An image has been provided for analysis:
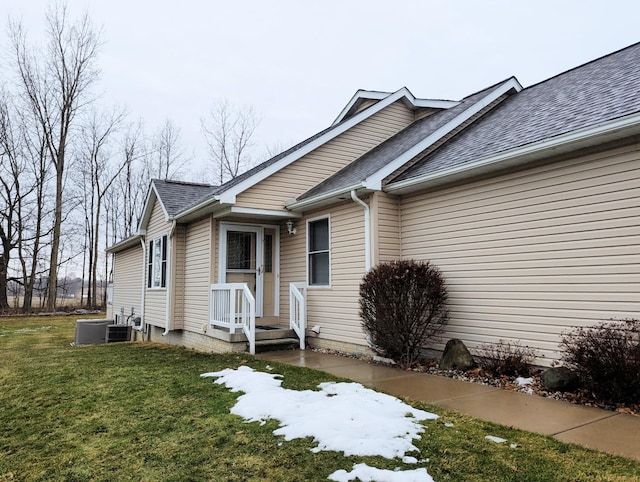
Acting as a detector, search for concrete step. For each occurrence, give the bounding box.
[253,337,300,353]
[254,326,296,341]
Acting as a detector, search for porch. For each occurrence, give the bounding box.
[208,282,306,354]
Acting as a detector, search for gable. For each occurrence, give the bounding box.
[146,196,172,240]
[287,78,522,211]
[234,100,417,211]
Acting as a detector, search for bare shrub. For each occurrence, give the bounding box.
[560,319,640,405]
[477,340,536,377]
[359,260,449,369]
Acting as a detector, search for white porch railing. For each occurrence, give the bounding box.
[289,282,306,350]
[210,283,256,354]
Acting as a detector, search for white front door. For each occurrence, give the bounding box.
[221,224,264,317]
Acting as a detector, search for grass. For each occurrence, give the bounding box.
[1,316,639,481]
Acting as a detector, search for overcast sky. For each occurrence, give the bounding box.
[3,0,640,179]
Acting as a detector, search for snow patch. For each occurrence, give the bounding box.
[515,377,534,387]
[328,463,435,482]
[202,366,439,480]
[485,435,507,443]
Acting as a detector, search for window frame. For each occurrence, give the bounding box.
[306,215,331,288]
[147,234,168,289]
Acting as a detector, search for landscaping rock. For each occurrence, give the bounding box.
[439,338,475,370]
[541,367,579,391]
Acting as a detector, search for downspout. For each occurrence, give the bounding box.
[139,237,147,334]
[350,190,371,272]
[163,219,177,336]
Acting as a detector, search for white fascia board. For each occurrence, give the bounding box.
[385,111,640,194]
[213,206,303,219]
[365,78,523,190]
[332,90,392,126]
[151,183,171,221]
[286,182,366,212]
[413,98,460,109]
[106,234,143,254]
[217,88,415,205]
[138,184,169,231]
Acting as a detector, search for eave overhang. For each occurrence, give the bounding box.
[285,182,370,212]
[107,233,144,254]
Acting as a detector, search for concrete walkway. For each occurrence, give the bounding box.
[256,349,640,461]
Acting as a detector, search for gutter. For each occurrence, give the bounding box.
[350,190,371,272]
[286,182,366,211]
[163,219,177,336]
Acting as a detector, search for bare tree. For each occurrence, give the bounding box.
[0,92,27,310]
[150,119,189,180]
[263,139,294,161]
[76,108,126,308]
[112,121,148,240]
[201,100,260,184]
[10,4,101,311]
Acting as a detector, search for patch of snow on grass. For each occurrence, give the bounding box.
[202,366,439,481]
[485,435,507,443]
[328,463,434,482]
[14,326,52,334]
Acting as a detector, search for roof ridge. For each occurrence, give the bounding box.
[523,41,640,91]
[459,76,520,101]
[152,178,217,188]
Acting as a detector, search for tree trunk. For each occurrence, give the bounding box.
[46,160,64,312]
[0,250,9,310]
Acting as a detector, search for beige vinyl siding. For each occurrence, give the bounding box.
[144,200,170,327]
[111,243,143,320]
[280,201,367,346]
[400,143,640,364]
[351,99,378,115]
[236,101,415,210]
[182,216,212,332]
[371,192,401,264]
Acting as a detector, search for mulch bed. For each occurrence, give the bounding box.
[410,358,640,416]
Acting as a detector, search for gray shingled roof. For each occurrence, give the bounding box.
[152,179,218,216]
[297,79,516,201]
[392,42,640,183]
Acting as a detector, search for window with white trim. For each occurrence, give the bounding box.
[147,235,167,288]
[308,217,330,286]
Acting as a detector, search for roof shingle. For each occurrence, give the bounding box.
[392,42,640,183]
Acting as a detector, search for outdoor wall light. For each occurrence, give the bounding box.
[286,220,297,235]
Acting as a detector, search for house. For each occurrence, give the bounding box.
[107,43,640,365]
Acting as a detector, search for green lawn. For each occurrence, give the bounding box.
[1,315,639,482]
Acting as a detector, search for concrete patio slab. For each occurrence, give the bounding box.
[434,388,613,435]
[319,362,414,383]
[256,350,364,370]
[555,413,640,461]
[370,373,499,404]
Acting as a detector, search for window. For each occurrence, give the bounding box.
[264,234,273,273]
[227,232,254,270]
[147,235,167,288]
[308,217,330,286]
